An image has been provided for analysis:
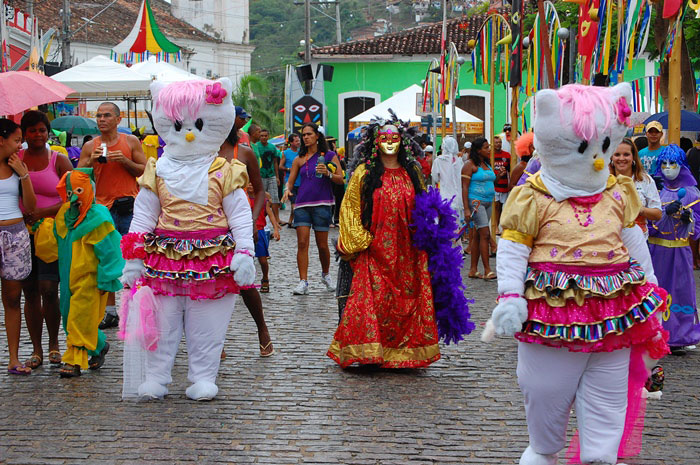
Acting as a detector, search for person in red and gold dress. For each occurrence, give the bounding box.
[327,123,441,368]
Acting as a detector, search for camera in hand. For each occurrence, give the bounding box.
[98,143,108,164]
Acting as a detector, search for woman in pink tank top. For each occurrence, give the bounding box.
[18,111,73,369]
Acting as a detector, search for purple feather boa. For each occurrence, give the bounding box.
[411,187,475,344]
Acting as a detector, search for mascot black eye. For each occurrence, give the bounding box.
[578,141,588,154]
[195,118,204,131]
[602,137,610,153]
[174,120,182,132]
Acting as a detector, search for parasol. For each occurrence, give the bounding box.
[0,71,74,115]
[50,115,99,135]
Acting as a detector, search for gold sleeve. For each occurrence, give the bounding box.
[137,157,158,193]
[500,184,538,247]
[338,164,373,255]
[223,159,250,196]
[617,175,642,228]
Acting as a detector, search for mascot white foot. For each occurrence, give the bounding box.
[485,83,669,464]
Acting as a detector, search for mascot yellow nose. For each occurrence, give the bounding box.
[186,132,195,142]
[593,158,605,171]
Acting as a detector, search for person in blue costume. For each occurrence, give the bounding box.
[648,144,700,352]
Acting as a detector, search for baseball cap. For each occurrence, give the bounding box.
[464,141,472,149]
[645,121,663,133]
[503,123,512,131]
[424,145,434,152]
[235,106,250,120]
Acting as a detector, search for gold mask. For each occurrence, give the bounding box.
[377,125,400,156]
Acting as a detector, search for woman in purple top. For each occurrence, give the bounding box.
[282,123,344,295]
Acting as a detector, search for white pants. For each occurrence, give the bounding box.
[145,294,236,387]
[517,342,630,464]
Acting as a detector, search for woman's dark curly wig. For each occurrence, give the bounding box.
[350,111,427,230]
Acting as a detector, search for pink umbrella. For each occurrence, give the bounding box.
[0,71,75,115]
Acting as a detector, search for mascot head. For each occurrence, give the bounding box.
[150,78,235,160]
[654,144,697,189]
[533,83,633,193]
[57,168,95,229]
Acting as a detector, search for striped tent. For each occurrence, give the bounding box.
[111,0,181,64]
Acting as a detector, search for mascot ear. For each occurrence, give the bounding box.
[217,77,233,97]
[150,81,167,104]
[611,82,633,105]
[534,89,560,118]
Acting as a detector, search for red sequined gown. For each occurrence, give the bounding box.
[327,165,440,368]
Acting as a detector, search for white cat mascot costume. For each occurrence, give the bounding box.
[120,79,254,401]
[485,83,669,465]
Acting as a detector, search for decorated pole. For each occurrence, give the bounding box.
[668,16,681,145]
[440,0,448,138]
[490,20,496,165]
[537,0,555,88]
[510,0,523,141]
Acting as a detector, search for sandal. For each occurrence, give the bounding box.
[88,342,109,370]
[8,364,31,375]
[468,271,483,279]
[59,363,81,378]
[260,279,270,293]
[48,350,62,365]
[259,341,275,357]
[220,349,227,360]
[483,271,497,280]
[25,354,43,369]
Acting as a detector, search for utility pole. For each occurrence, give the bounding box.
[335,1,341,44]
[305,0,311,64]
[61,0,71,69]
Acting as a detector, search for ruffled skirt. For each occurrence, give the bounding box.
[516,261,669,355]
[141,228,240,300]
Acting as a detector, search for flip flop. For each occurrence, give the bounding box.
[8,364,31,375]
[468,272,483,279]
[48,350,62,365]
[59,363,81,378]
[483,271,497,280]
[260,279,270,293]
[25,354,42,369]
[259,341,275,357]
[88,342,109,370]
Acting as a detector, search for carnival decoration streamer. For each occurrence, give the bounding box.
[422,57,441,115]
[471,15,511,86]
[524,2,565,95]
[627,75,661,113]
[510,0,524,88]
[111,0,181,64]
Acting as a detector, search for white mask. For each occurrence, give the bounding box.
[661,161,681,181]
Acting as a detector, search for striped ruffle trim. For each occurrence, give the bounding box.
[525,261,645,297]
[143,265,233,282]
[521,290,664,343]
[144,232,235,257]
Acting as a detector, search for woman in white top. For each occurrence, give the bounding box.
[610,137,662,237]
[0,118,37,375]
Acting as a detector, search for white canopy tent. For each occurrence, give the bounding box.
[350,84,482,125]
[51,55,152,98]
[131,57,203,83]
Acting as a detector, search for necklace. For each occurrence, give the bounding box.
[568,193,602,227]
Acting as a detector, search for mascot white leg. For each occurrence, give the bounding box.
[184,294,236,401]
[139,295,184,399]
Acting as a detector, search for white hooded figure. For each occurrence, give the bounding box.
[485,83,669,465]
[120,79,255,401]
[431,136,464,216]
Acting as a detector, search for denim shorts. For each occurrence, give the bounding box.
[254,230,271,258]
[110,210,133,236]
[293,205,332,231]
[469,199,492,229]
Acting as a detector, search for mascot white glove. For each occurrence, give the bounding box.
[121,259,145,288]
[482,238,531,342]
[231,252,255,287]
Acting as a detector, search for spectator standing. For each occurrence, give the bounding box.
[638,121,665,178]
[420,145,434,183]
[500,123,513,154]
[461,137,496,280]
[19,111,73,369]
[462,141,471,164]
[253,129,282,226]
[332,147,347,227]
[280,133,301,226]
[219,119,275,357]
[281,123,343,295]
[235,106,251,146]
[509,132,535,190]
[78,102,146,329]
[0,118,36,375]
[686,134,700,186]
[492,136,511,233]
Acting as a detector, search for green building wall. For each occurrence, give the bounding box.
[318,57,653,146]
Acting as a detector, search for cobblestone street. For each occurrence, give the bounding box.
[0,211,699,464]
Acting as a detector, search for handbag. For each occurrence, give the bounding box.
[111,196,135,216]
